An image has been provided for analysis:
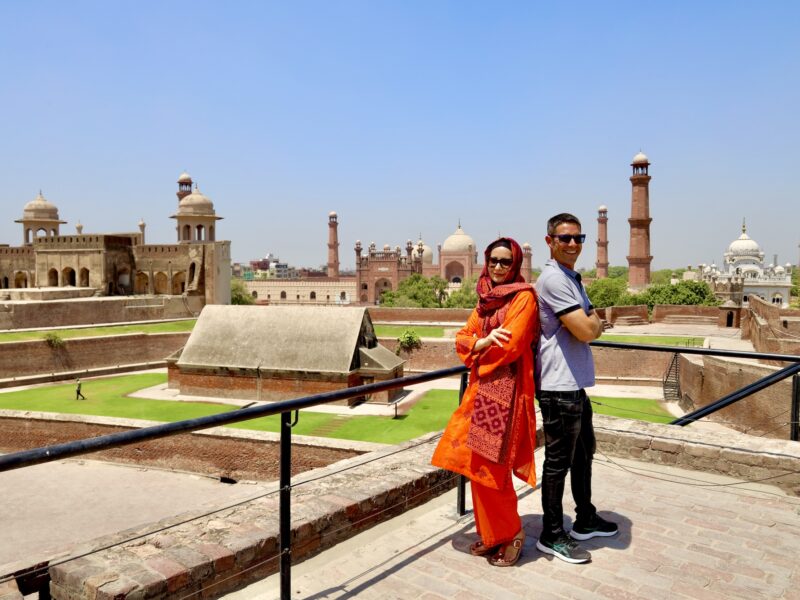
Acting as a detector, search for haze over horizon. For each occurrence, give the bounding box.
[1,2,797,272]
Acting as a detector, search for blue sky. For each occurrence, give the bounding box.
[1,1,798,271]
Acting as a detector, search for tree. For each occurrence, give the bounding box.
[445,276,479,308]
[231,279,255,305]
[586,277,628,308]
[628,280,720,311]
[381,274,439,307]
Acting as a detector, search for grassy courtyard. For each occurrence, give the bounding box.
[373,324,447,338]
[0,320,197,343]
[0,374,674,445]
[600,333,704,347]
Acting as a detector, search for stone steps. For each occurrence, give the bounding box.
[661,315,717,325]
[614,316,649,326]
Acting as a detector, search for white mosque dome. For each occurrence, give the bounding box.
[774,265,785,275]
[417,238,434,264]
[598,204,608,212]
[726,228,762,258]
[632,151,649,165]
[442,224,476,253]
[177,187,215,216]
[22,192,60,220]
[177,171,192,184]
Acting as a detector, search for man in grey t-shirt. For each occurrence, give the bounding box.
[534,213,618,564]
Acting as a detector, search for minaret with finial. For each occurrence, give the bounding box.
[327,211,340,279]
[627,151,653,288]
[596,205,609,278]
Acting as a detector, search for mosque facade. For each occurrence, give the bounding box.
[245,218,533,305]
[0,172,231,305]
[696,221,792,308]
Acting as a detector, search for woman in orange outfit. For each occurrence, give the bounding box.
[432,237,538,567]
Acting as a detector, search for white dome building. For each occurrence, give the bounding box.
[701,220,792,308]
[438,223,479,284]
[170,185,223,242]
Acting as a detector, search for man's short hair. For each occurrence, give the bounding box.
[547,213,582,235]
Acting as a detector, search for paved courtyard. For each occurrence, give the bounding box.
[229,450,800,600]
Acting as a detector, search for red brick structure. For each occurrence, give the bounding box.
[355,240,422,304]
[627,152,653,289]
[596,204,609,278]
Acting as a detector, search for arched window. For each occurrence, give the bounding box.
[79,268,90,287]
[48,268,58,287]
[196,224,205,241]
[188,262,197,284]
[310,291,316,300]
[62,267,76,287]
[183,224,191,241]
[340,291,346,301]
[280,291,287,299]
[252,291,258,298]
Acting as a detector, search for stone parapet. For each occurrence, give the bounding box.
[593,414,800,497]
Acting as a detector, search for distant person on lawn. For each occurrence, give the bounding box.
[76,378,86,400]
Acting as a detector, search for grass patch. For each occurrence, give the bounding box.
[0,320,197,343]
[589,396,673,424]
[374,325,446,338]
[0,375,459,444]
[600,334,703,347]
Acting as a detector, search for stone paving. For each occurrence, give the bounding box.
[229,450,800,600]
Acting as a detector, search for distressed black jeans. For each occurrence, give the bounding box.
[537,389,597,539]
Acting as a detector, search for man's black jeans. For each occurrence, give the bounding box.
[538,389,597,539]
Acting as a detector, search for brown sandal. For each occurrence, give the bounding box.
[488,529,526,567]
[469,540,500,557]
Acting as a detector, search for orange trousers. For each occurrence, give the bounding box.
[471,479,521,546]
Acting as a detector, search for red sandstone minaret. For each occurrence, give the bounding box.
[521,242,533,282]
[596,205,609,279]
[627,152,652,288]
[327,211,340,279]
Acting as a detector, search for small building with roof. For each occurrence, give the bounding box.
[168,305,405,404]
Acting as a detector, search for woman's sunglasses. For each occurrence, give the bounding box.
[489,257,514,268]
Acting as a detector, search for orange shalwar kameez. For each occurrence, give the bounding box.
[431,290,538,547]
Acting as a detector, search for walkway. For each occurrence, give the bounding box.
[228,451,800,600]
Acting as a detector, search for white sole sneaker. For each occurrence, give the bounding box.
[569,528,619,541]
[535,539,591,564]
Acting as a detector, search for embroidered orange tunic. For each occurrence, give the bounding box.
[431,289,538,491]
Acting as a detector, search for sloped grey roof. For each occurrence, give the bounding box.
[359,345,405,372]
[178,305,369,373]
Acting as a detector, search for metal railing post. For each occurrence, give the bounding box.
[792,375,800,442]
[279,410,292,600]
[457,370,468,516]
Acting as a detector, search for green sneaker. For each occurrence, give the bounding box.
[536,534,591,564]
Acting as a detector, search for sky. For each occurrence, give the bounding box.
[1,1,798,272]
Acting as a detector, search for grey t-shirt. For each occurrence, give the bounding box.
[535,258,595,391]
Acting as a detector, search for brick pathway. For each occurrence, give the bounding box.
[229,450,800,600]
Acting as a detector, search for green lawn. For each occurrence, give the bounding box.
[0,320,197,343]
[374,325,447,338]
[0,374,459,444]
[599,334,703,347]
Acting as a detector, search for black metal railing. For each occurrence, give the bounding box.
[1,342,800,599]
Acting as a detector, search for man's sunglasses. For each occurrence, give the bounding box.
[552,234,586,244]
[489,257,514,268]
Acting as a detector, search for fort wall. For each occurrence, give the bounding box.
[0,296,201,329]
[0,333,190,379]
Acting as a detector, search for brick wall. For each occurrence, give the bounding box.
[381,337,672,382]
[652,305,720,321]
[0,296,202,330]
[605,305,649,324]
[175,369,373,405]
[0,333,189,379]
[678,355,794,438]
[743,296,800,361]
[0,416,362,483]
